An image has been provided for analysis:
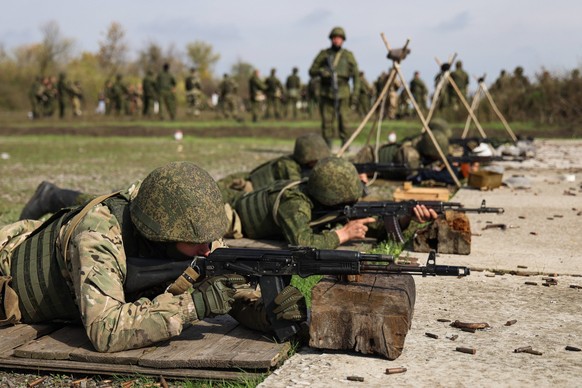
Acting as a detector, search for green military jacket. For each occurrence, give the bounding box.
[142,75,157,98]
[248,155,303,190]
[234,182,341,249]
[249,74,267,101]
[265,75,283,98]
[157,71,176,93]
[309,47,360,99]
[410,77,428,101]
[0,182,199,353]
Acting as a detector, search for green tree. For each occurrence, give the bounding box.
[37,20,74,75]
[230,59,254,100]
[185,41,220,82]
[97,21,128,78]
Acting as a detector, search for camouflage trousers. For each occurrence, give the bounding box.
[319,97,351,146]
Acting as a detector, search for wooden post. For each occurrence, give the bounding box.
[309,274,416,360]
[461,81,484,138]
[481,83,518,142]
[392,61,461,187]
[424,53,457,127]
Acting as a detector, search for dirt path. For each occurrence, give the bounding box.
[260,139,582,387]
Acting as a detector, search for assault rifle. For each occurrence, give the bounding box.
[125,247,469,342]
[448,155,525,163]
[312,199,504,243]
[353,162,419,175]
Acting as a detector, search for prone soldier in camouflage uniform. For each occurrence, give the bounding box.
[2,162,306,351]
[225,157,436,248]
[309,27,360,147]
[217,133,331,204]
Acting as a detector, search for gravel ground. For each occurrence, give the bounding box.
[260,139,582,388]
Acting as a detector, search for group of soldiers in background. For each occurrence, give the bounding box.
[28,33,562,129]
[28,72,84,119]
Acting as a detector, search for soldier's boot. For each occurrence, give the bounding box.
[19,181,82,220]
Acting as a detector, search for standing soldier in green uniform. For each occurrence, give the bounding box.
[248,69,267,123]
[141,69,157,117]
[28,76,43,119]
[410,71,428,112]
[218,74,240,119]
[264,68,283,119]
[306,76,320,118]
[285,67,301,119]
[309,27,360,147]
[56,72,73,119]
[111,74,128,116]
[356,71,373,117]
[157,63,177,120]
[449,60,469,110]
[185,67,202,117]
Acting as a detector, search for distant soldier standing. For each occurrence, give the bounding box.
[28,76,43,119]
[449,61,469,110]
[157,63,177,120]
[248,69,267,123]
[185,67,202,116]
[56,72,72,119]
[264,68,283,119]
[309,27,360,147]
[285,67,301,119]
[111,74,128,116]
[218,73,240,120]
[410,71,428,111]
[356,71,373,117]
[142,69,157,117]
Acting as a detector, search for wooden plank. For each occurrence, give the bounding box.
[0,357,253,381]
[70,342,151,365]
[309,274,416,360]
[138,315,239,369]
[13,326,90,360]
[0,324,59,357]
[221,326,291,369]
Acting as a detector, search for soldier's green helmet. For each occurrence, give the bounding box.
[417,129,450,162]
[130,162,228,244]
[329,27,346,40]
[429,118,453,138]
[307,157,361,206]
[293,133,331,166]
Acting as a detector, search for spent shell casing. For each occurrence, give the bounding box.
[565,346,581,352]
[456,347,476,355]
[461,327,476,333]
[524,349,543,356]
[514,346,533,353]
[385,367,407,375]
[524,281,538,286]
[425,332,439,339]
[347,376,364,382]
[437,318,451,322]
[505,319,517,326]
[448,334,459,341]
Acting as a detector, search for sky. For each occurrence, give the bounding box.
[1,0,581,92]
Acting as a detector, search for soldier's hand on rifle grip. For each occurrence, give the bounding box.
[191,275,247,319]
[413,204,438,223]
[336,217,376,244]
[273,285,307,321]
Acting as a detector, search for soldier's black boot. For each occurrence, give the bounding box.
[19,181,82,220]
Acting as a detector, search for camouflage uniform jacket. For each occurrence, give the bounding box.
[309,47,360,99]
[265,75,283,98]
[235,183,340,249]
[248,74,267,102]
[0,182,199,353]
[157,71,177,93]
